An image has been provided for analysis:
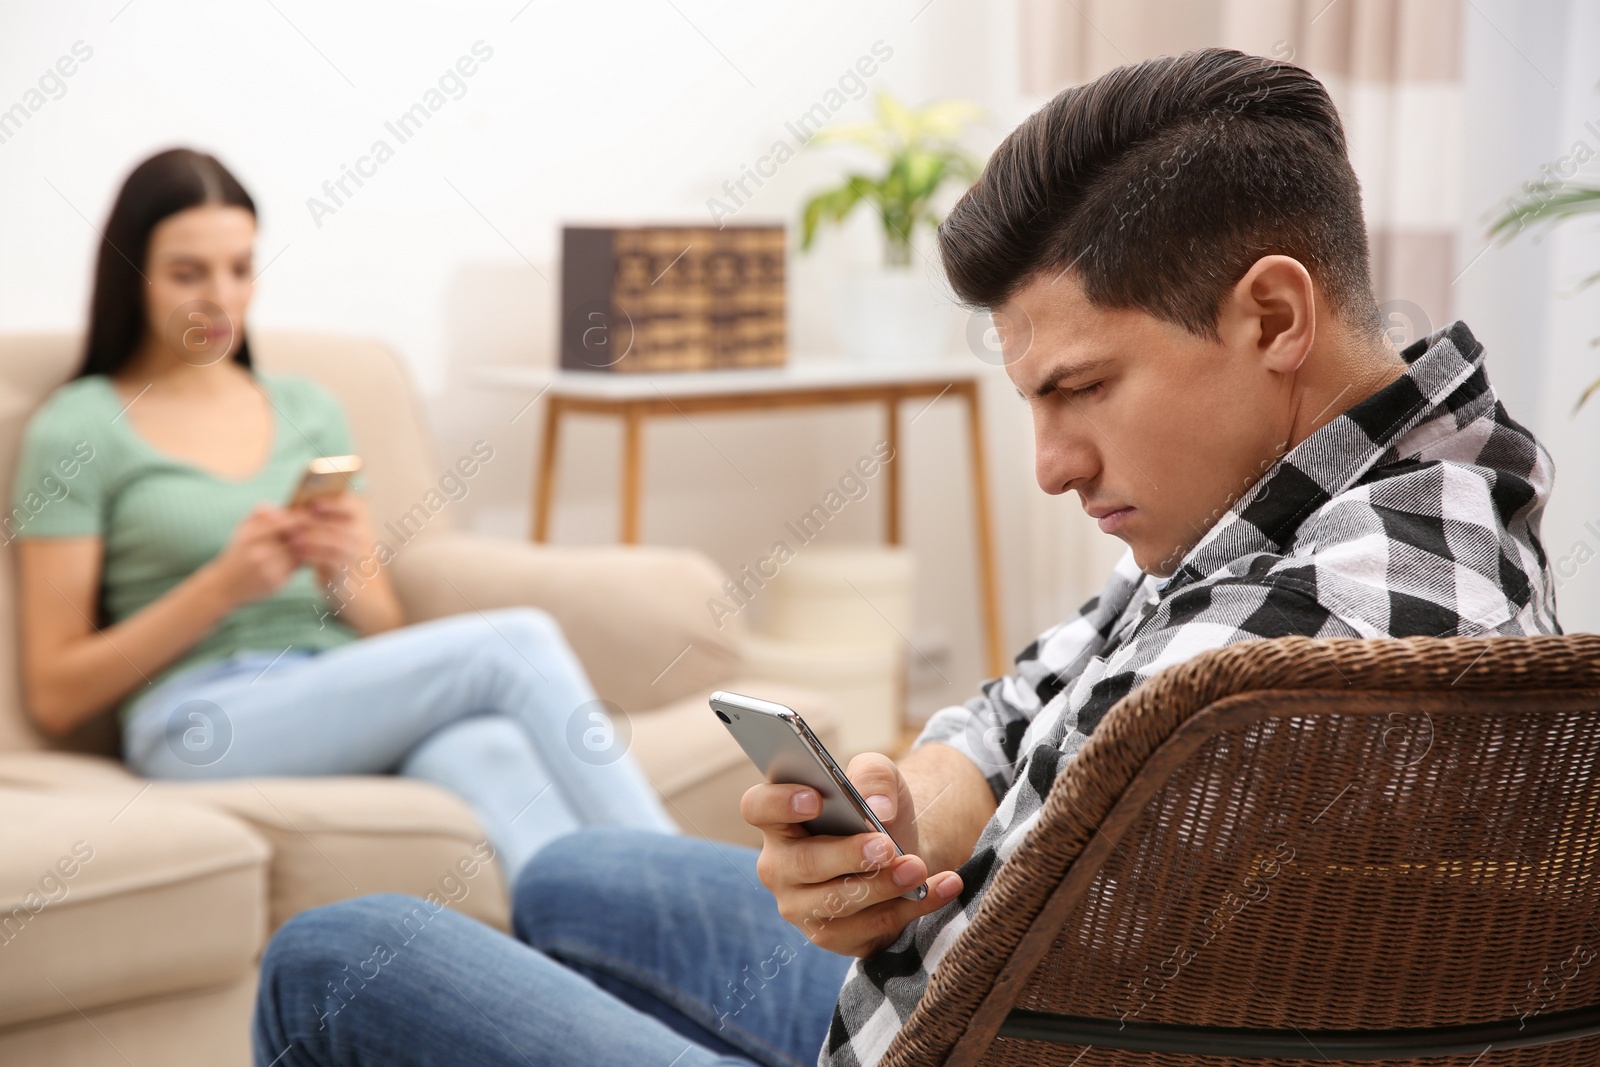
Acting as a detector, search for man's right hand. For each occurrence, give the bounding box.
[203,503,307,608]
[742,751,964,958]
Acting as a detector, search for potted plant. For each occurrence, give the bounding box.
[1489,182,1600,410]
[799,90,984,363]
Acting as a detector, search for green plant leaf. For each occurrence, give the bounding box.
[902,150,946,201]
[807,121,891,156]
[1489,166,1600,414]
[1574,374,1600,414]
[798,176,875,250]
[909,99,985,141]
[879,160,908,208]
[799,189,844,250]
[1488,184,1600,242]
[945,153,982,183]
[876,91,916,148]
[797,90,986,261]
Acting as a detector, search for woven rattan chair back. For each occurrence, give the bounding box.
[880,634,1600,1067]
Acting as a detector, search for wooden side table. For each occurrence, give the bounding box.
[473,358,1008,678]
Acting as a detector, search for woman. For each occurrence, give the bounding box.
[10,147,679,882]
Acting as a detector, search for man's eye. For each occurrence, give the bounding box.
[1062,382,1103,400]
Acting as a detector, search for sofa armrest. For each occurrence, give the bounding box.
[388,532,742,713]
[0,786,268,1028]
[150,776,510,933]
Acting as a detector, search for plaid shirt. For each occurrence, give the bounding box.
[820,319,1559,1067]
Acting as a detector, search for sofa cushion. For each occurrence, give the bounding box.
[0,787,268,1028]
[0,751,140,792]
[389,532,745,715]
[0,753,511,932]
[0,972,256,1067]
[149,776,511,932]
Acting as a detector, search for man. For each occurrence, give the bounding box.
[252,47,1557,1067]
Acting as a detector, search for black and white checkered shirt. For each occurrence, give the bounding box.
[820,320,1559,1067]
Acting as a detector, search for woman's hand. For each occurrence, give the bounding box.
[204,503,307,609]
[286,492,405,636]
[284,492,374,587]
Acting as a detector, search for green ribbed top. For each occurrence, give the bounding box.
[8,371,363,721]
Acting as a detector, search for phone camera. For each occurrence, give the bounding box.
[714,709,731,723]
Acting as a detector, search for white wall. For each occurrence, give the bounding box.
[3,0,1584,734]
[0,0,1105,722]
[1456,0,1600,632]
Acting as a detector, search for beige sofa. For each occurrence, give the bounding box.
[0,332,836,1066]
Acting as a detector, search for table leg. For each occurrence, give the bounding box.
[961,381,1007,679]
[621,405,643,543]
[531,396,562,543]
[885,397,901,545]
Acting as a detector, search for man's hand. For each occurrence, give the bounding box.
[742,751,964,959]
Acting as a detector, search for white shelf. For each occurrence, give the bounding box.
[468,354,992,400]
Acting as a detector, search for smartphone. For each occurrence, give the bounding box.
[288,455,362,509]
[710,690,927,901]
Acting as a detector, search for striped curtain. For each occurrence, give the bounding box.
[1017,0,1464,346]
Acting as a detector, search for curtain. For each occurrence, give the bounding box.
[1017,0,1464,344]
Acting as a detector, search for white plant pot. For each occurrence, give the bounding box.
[829,265,956,363]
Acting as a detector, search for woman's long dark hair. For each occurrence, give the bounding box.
[75,148,257,378]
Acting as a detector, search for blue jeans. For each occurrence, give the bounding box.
[122,608,680,881]
[252,827,852,1067]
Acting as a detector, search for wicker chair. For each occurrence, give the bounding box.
[880,634,1600,1067]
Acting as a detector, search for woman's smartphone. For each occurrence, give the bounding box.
[710,690,928,901]
[288,455,362,509]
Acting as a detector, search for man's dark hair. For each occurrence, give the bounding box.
[937,48,1380,340]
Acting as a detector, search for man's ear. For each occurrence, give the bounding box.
[1219,255,1315,375]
